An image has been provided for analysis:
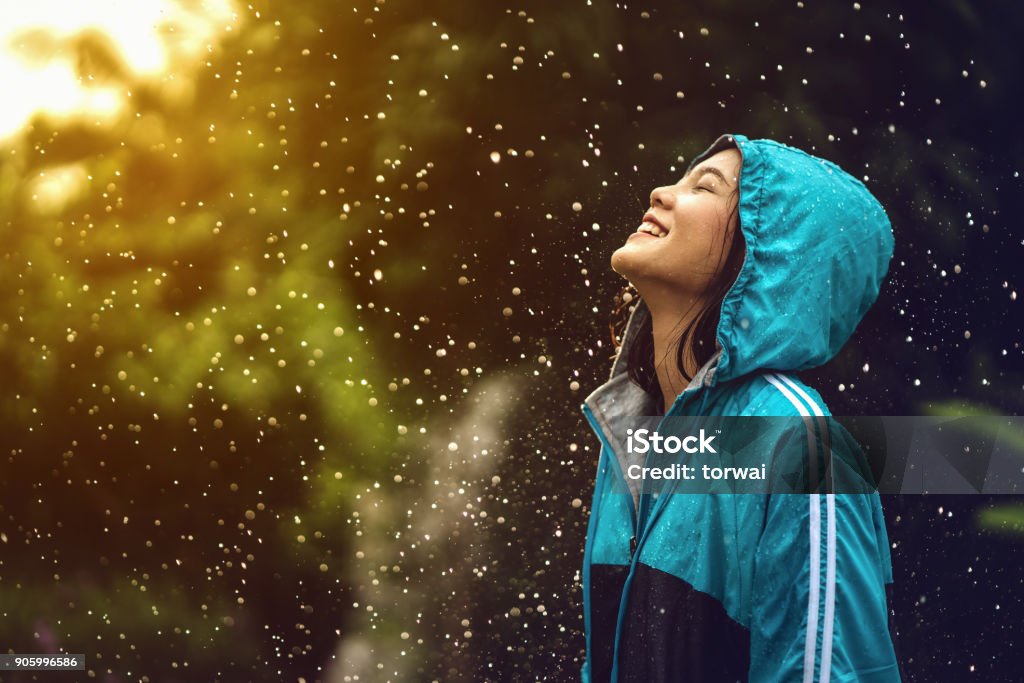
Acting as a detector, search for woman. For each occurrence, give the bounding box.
[580,134,903,682]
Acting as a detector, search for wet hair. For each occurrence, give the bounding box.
[609,186,746,407]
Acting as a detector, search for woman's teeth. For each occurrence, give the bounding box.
[637,221,667,237]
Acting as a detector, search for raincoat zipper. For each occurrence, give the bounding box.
[583,386,711,682]
[634,387,715,561]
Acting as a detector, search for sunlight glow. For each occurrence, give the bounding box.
[0,0,238,142]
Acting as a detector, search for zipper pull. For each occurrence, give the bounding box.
[629,535,637,559]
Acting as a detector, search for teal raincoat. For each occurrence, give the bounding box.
[580,134,903,682]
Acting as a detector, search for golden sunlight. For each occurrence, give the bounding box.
[0,0,238,142]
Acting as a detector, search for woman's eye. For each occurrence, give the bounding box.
[696,185,713,192]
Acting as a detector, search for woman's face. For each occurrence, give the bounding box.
[611,148,742,299]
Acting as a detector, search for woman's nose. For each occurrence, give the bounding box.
[650,185,675,210]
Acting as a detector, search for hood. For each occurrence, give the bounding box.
[609,133,894,390]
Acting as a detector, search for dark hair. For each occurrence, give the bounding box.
[609,187,746,406]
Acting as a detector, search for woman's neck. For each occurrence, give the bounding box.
[646,295,704,415]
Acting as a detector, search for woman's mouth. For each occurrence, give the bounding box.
[627,230,655,242]
[641,212,670,237]
[634,220,668,238]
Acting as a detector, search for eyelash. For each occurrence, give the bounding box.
[696,185,713,192]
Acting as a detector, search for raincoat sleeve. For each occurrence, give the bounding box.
[747,422,901,682]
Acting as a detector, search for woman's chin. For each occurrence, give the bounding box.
[610,242,646,277]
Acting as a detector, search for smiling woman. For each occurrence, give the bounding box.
[581,133,903,682]
[611,145,747,414]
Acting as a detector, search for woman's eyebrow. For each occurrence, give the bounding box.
[685,166,732,187]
